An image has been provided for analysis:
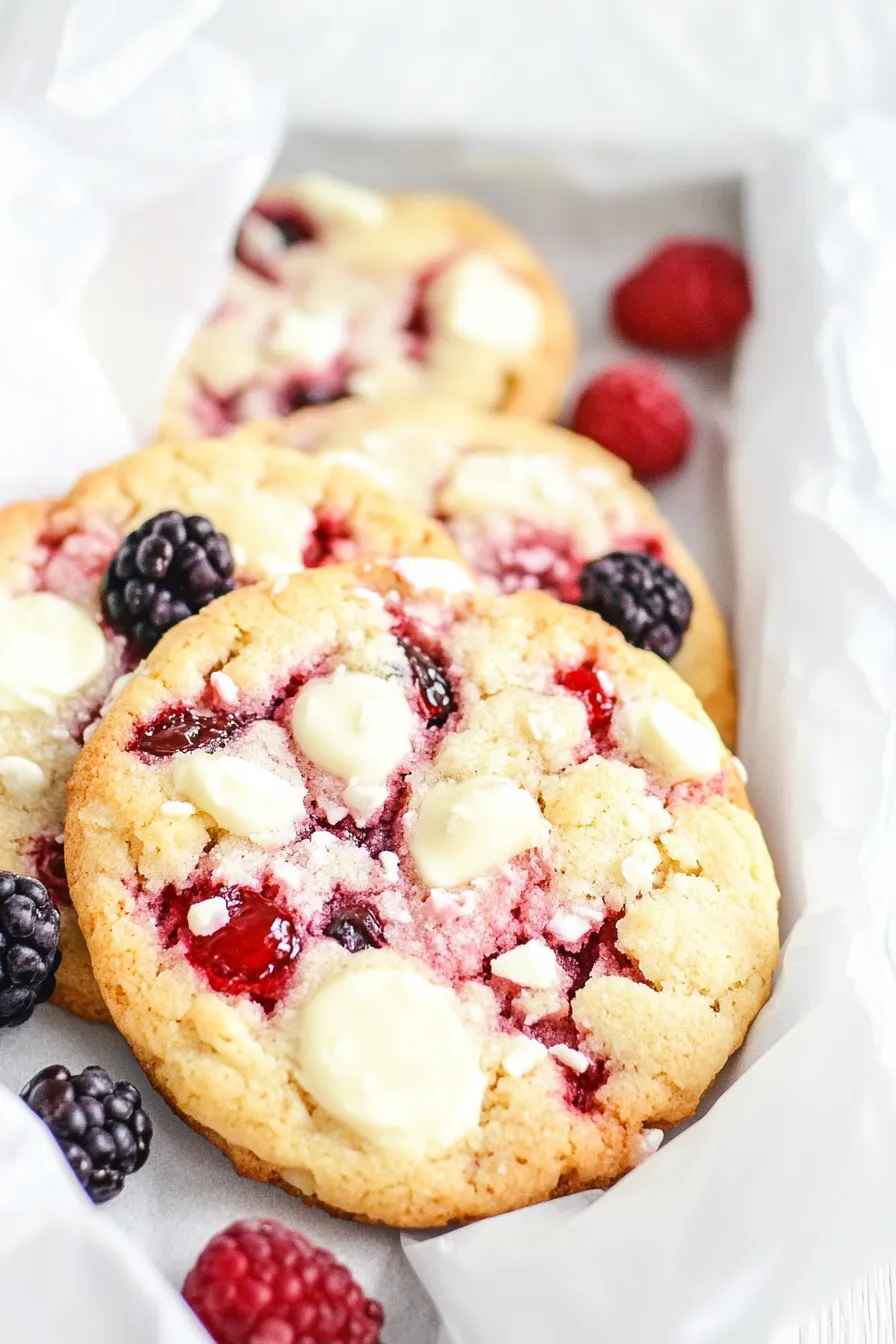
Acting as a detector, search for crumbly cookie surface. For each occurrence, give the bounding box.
[0,441,459,1020]
[160,176,575,439]
[66,563,778,1227]
[263,398,736,742]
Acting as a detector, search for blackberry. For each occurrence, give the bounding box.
[21,1064,153,1204]
[0,872,61,1027]
[325,904,384,953]
[102,510,234,650]
[578,551,693,661]
[398,637,456,727]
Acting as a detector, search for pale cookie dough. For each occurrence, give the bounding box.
[159,174,576,439]
[0,440,460,1021]
[66,562,778,1226]
[264,397,736,742]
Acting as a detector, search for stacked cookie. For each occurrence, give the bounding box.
[2,173,778,1229]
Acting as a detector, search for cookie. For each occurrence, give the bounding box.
[160,174,576,438]
[66,561,778,1227]
[267,398,736,742]
[0,440,460,1021]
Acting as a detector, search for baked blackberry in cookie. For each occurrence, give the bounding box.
[160,174,575,438]
[66,561,778,1227]
[0,438,461,1020]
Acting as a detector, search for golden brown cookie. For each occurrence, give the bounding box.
[263,398,736,742]
[66,562,778,1226]
[160,175,575,438]
[0,439,460,1020]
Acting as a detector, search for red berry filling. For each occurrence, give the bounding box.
[31,835,70,908]
[157,882,301,1009]
[236,201,319,281]
[133,706,245,757]
[613,532,666,563]
[323,901,384,953]
[558,663,616,745]
[401,259,452,362]
[301,513,356,568]
[462,521,585,604]
[277,372,349,416]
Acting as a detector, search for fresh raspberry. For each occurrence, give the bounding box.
[611,238,751,355]
[571,362,691,480]
[183,1218,384,1344]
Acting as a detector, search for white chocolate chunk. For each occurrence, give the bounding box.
[267,308,346,371]
[410,776,549,889]
[0,756,45,799]
[343,779,388,819]
[636,1128,664,1161]
[491,939,560,990]
[160,800,196,817]
[207,495,313,583]
[187,896,230,937]
[380,850,400,881]
[100,668,141,717]
[431,255,543,355]
[172,753,306,845]
[618,700,725,782]
[389,557,474,595]
[291,672,413,783]
[732,755,748,783]
[548,1044,591,1074]
[293,173,389,226]
[500,1035,548,1078]
[441,451,580,520]
[546,909,592,943]
[620,838,662,891]
[210,671,239,705]
[296,962,485,1154]
[0,594,107,713]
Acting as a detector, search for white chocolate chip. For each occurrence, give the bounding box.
[732,755,748,783]
[500,1035,548,1078]
[379,850,400,881]
[546,910,592,943]
[293,173,389,226]
[491,939,560,990]
[291,672,413,783]
[410,776,549,889]
[343,779,388,819]
[427,887,477,918]
[186,896,230,936]
[210,671,239,706]
[636,1128,664,1161]
[620,838,662,892]
[160,799,196,817]
[231,542,248,567]
[267,308,346,372]
[0,756,45,799]
[325,805,349,825]
[389,558,474,595]
[271,575,289,596]
[548,1044,591,1074]
[208,496,313,584]
[441,451,580,520]
[0,594,107,713]
[430,255,543,355]
[318,449,399,493]
[351,587,385,607]
[172,753,306,845]
[296,961,486,1154]
[618,700,725,782]
[81,722,97,743]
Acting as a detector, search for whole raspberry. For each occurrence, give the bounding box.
[183,1218,385,1344]
[612,238,751,355]
[571,362,691,480]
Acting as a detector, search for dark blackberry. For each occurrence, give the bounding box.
[325,905,384,953]
[398,637,456,727]
[578,551,693,661]
[0,872,61,1027]
[21,1064,153,1204]
[102,510,234,650]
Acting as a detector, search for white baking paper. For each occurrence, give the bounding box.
[4,3,896,1344]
